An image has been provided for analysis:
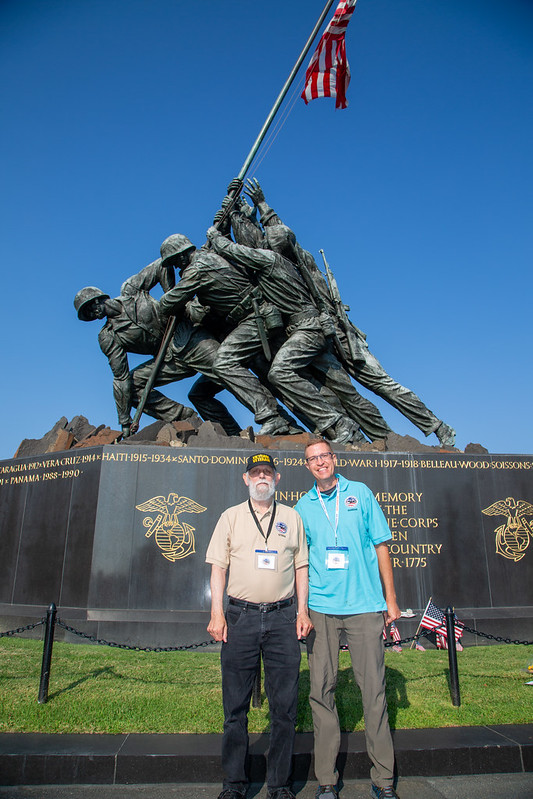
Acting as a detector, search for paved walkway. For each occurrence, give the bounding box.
[1,775,533,799]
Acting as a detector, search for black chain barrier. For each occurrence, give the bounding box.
[383,629,434,648]
[1,618,531,650]
[459,624,532,647]
[382,626,532,649]
[55,618,218,652]
[0,618,45,637]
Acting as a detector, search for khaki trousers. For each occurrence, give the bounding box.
[307,610,395,788]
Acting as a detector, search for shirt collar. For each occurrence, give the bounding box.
[247,500,274,518]
[309,473,349,500]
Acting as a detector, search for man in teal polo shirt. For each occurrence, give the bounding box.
[295,439,401,799]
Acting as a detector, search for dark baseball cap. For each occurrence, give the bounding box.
[245,453,277,472]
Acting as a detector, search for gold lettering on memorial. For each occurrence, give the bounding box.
[377,491,443,568]
[135,493,207,563]
[277,490,307,503]
[0,457,92,488]
[482,497,533,562]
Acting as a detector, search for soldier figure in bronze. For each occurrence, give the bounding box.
[241,178,456,448]
[74,258,241,437]
[158,235,301,437]
[206,223,363,444]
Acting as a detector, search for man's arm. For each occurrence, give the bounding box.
[375,542,401,626]
[207,564,228,642]
[295,565,313,639]
[121,258,174,296]
[207,226,276,273]
[159,266,203,319]
[244,178,282,228]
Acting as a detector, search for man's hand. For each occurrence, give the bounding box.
[207,611,227,642]
[212,208,231,235]
[296,611,313,640]
[226,177,244,196]
[244,177,265,206]
[121,423,131,438]
[236,195,256,218]
[383,599,402,626]
[375,543,401,626]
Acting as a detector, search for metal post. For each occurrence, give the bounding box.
[445,605,461,707]
[38,602,57,704]
[237,0,336,180]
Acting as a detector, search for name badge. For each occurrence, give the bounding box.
[326,546,349,570]
[256,549,278,570]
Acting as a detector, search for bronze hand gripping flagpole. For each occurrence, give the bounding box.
[129,1,336,434]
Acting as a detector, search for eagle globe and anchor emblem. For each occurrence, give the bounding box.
[135,493,207,562]
[482,497,533,562]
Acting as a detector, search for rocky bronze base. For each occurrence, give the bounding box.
[13,414,488,460]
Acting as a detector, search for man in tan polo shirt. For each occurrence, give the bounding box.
[206,452,313,799]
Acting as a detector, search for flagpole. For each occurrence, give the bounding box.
[410,596,432,650]
[130,2,337,432]
[236,0,336,180]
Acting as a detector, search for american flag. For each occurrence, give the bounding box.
[383,621,402,645]
[436,633,464,651]
[421,600,464,641]
[420,600,446,632]
[301,0,358,110]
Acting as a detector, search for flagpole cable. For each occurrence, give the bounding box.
[248,78,305,172]
[246,76,307,175]
[236,0,336,181]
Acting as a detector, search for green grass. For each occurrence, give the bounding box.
[1,638,531,734]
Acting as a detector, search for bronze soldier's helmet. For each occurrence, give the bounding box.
[74,286,110,321]
[160,234,195,266]
[264,224,296,255]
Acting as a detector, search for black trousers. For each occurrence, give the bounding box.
[221,602,301,792]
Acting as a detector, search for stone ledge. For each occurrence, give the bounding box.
[0,725,531,785]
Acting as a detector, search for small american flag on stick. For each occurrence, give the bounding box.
[420,599,464,641]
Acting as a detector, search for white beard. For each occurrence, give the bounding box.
[248,478,276,502]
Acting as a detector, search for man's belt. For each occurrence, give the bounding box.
[228,596,295,612]
[226,294,254,325]
[287,308,320,326]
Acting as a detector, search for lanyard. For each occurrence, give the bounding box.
[248,499,277,545]
[317,482,339,546]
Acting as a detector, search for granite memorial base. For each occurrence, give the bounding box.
[1,446,532,647]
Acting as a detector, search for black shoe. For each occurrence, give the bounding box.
[316,786,338,799]
[267,789,296,799]
[217,790,247,799]
[371,785,399,799]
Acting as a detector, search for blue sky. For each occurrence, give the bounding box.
[1,0,532,460]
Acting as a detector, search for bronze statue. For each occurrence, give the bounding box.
[76,176,456,448]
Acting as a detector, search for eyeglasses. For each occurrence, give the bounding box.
[248,467,275,478]
[306,452,334,465]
